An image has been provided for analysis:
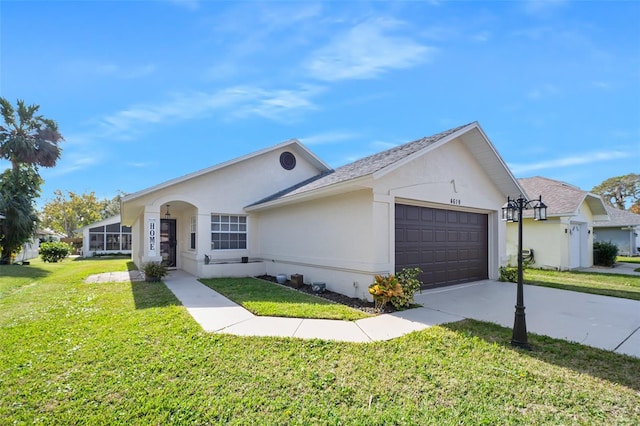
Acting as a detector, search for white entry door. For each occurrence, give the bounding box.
[569,223,582,269]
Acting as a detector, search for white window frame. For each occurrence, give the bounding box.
[189,215,197,250]
[211,214,247,250]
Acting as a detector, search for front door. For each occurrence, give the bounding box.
[160,219,177,267]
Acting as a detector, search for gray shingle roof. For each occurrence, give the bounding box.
[250,122,474,206]
[594,204,640,227]
[518,176,607,218]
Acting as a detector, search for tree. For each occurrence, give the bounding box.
[101,191,126,218]
[0,98,63,172]
[0,98,63,263]
[591,173,640,210]
[40,190,127,237]
[40,190,103,237]
[0,166,41,262]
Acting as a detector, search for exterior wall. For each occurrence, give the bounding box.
[257,190,376,299]
[507,219,567,270]
[376,138,508,281]
[594,228,639,256]
[254,137,511,297]
[124,146,325,272]
[508,199,596,270]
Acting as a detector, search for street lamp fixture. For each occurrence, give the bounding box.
[502,195,547,349]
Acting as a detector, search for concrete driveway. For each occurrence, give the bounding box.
[413,280,640,358]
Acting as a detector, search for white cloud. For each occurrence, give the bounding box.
[299,131,359,146]
[509,151,629,174]
[233,86,323,122]
[306,17,434,81]
[89,85,322,140]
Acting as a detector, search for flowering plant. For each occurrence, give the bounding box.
[368,275,403,311]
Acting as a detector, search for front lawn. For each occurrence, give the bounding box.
[200,277,370,321]
[1,259,639,424]
[524,268,640,300]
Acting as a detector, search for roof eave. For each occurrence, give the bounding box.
[372,121,525,199]
[122,139,331,205]
[245,175,374,212]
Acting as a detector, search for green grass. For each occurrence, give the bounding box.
[524,268,640,300]
[200,277,370,321]
[618,256,640,264]
[1,259,639,424]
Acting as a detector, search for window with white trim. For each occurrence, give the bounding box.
[190,215,197,250]
[89,223,132,252]
[211,214,247,250]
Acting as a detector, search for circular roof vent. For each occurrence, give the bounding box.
[279,151,296,170]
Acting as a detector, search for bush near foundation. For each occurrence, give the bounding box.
[593,241,618,267]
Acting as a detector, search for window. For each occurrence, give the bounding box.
[211,214,247,250]
[88,223,132,252]
[190,216,197,250]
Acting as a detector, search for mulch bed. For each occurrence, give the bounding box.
[255,275,396,315]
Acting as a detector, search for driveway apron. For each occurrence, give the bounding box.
[414,280,640,358]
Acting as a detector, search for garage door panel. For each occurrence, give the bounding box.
[396,204,488,289]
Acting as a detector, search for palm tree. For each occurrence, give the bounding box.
[0,98,64,263]
[0,98,63,171]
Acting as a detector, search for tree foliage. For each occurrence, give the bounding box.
[0,98,63,263]
[40,190,126,237]
[0,167,41,263]
[591,173,640,210]
[0,98,63,171]
[40,190,102,237]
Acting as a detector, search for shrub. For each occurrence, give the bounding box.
[593,241,618,267]
[142,261,168,282]
[368,275,403,312]
[393,267,423,309]
[499,266,518,283]
[39,241,71,263]
[368,268,424,311]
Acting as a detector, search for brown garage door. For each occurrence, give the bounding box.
[395,204,488,289]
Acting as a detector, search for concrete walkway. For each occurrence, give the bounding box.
[160,270,640,358]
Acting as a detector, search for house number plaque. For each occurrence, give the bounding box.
[450,198,461,205]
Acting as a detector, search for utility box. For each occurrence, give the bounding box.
[291,274,304,288]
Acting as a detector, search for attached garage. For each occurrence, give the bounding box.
[395,204,488,289]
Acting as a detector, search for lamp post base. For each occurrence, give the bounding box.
[511,305,531,350]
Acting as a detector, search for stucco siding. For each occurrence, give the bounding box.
[507,199,598,270]
[377,138,506,280]
[595,228,637,256]
[258,190,377,297]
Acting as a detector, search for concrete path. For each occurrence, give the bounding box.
[85,267,640,357]
[161,270,640,357]
[162,270,459,343]
[84,270,144,283]
[579,262,640,276]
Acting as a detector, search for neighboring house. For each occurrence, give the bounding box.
[77,215,132,257]
[593,205,640,256]
[121,122,524,299]
[508,177,609,271]
[15,228,64,263]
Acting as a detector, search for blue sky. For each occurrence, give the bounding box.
[1,0,638,207]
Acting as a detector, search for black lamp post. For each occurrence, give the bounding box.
[502,195,547,349]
